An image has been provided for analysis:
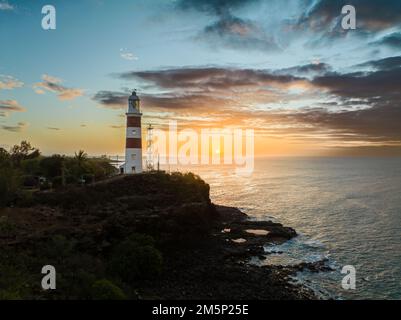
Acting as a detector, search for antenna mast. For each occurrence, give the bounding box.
[146,124,154,171]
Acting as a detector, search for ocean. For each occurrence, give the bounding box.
[170,157,401,300]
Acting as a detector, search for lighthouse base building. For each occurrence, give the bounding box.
[120,91,143,174]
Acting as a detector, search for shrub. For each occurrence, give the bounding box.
[0,216,17,236]
[21,158,42,176]
[39,180,52,191]
[43,235,76,261]
[0,254,33,300]
[85,159,117,180]
[0,167,21,207]
[40,155,64,178]
[15,190,34,207]
[82,174,95,184]
[109,234,162,284]
[0,290,21,300]
[22,175,39,188]
[52,176,63,189]
[91,279,127,300]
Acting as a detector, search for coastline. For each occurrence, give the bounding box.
[0,173,320,300]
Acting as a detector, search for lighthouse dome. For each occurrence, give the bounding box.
[129,90,139,100]
[128,90,141,113]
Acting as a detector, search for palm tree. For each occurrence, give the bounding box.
[74,150,87,164]
[74,150,88,182]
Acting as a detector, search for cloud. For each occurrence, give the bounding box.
[142,92,236,110]
[355,55,401,71]
[276,58,401,142]
[47,127,61,131]
[199,13,280,52]
[2,122,28,132]
[0,1,13,10]
[92,90,128,109]
[112,67,310,111]
[120,48,138,61]
[177,0,259,15]
[93,89,226,111]
[0,100,25,116]
[297,0,401,33]
[33,74,84,101]
[276,62,332,77]
[312,67,401,99]
[118,67,304,90]
[108,53,401,146]
[289,104,401,143]
[177,1,401,52]
[372,32,401,49]
[110,125,124,129]
[0,75,23,90]
[177,0,279,52]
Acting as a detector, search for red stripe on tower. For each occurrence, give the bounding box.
[127,116,141,127]
[126,138,142,149]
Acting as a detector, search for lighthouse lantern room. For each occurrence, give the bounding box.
[122,91,143,174]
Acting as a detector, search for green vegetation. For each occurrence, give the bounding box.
[90,279,127,300]
[109,234,163,284]
[0,216,17,237]
[0,161,215,299]
[0,141,117,207]
[0,232,163,300]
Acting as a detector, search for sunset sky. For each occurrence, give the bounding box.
[1,0,401,156]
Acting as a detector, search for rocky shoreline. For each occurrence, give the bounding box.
[0,172,323,300]
[147,204,318,300]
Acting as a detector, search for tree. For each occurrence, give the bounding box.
[74,150,87,166]
[10,141,40,167]
[40,155,64,178]
[21,158,42,176]
[85,158,117,180]
[0,148,10,167]
[74,150,88,178]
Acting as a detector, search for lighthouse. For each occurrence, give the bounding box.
[123,91,143,174]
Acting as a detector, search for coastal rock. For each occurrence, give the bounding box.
[295,259,335,273]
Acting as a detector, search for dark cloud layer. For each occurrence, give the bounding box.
[299,0,401,32]
[296,57,401,141]
[356,55,401,71]
[373,32,401,49]
[276,63,332,77]
[200,13,280,52]
[92,91,128,109]
[98,54,401,144]
[119,67,302,90]
[292,105,401,142]
[313,68,401,99]
[177,0,279,51]
[177,0,258,15]
[178,1,401,52]
[99,67,306,112]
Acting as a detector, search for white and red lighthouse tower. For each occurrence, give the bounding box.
[123,91,143,174]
